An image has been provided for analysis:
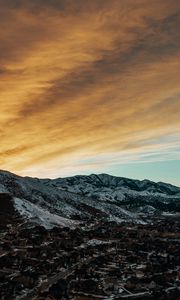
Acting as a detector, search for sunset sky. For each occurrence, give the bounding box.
[0,0,180,185]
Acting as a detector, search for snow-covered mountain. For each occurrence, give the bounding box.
[0,170,180,228]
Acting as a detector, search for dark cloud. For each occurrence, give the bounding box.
[0,0,110,14]
[18,9,180,119]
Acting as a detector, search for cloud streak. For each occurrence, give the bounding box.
[0,0,180,179]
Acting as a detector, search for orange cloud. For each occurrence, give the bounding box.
[0,0,180,177]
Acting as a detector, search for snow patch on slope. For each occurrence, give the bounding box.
[13,198,78,229]
[0,184,9,193]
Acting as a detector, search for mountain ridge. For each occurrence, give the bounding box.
[1,169,179,189]
[0,170,180,229]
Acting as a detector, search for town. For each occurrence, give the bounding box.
[0,213,180,300]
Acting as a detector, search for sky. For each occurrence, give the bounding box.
[0,0,180,185]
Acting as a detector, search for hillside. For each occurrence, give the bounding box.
[0,170,180,228]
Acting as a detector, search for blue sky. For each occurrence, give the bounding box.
[107,160,180,186]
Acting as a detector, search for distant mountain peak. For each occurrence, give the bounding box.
[0,170,179,229]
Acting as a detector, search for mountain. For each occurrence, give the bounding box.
[0,170,180,228]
